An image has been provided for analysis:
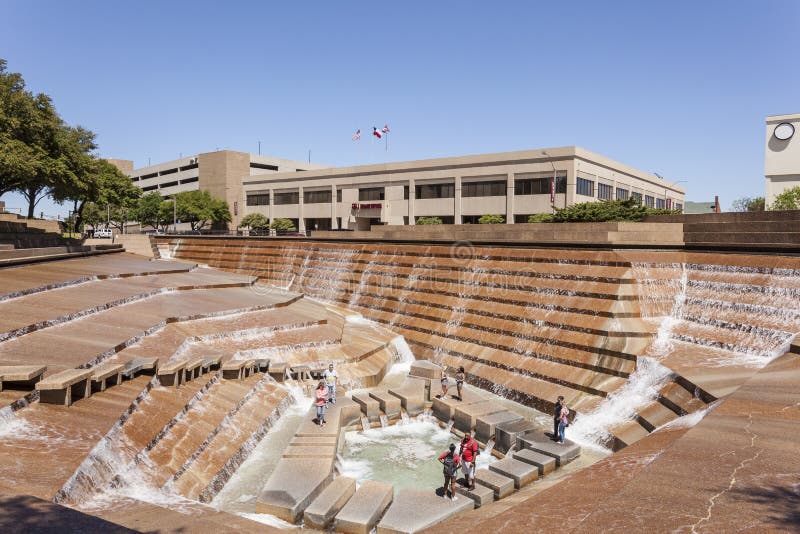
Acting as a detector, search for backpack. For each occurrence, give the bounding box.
[442,453,458,477]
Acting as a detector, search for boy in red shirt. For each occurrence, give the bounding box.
[438,443,461,501]
[459,431,480,490]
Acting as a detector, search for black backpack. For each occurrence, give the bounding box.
[442,453,458,476]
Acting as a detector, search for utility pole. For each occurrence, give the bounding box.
[258,141,261,155]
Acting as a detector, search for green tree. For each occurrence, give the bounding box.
[239,213,270,230]
[416,216,443,225]
[135,192,168,230]
[731,196,765,212]
[80,201,104,233]
[270,217,296,232]
[478,214,505,224]
[174,190,231,231]
[527,213,555,223]
[771,186,800,211]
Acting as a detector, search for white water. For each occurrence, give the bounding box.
[0,406,35,440]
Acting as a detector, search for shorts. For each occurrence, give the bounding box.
[461,460,475,477]
[441,379,448,387]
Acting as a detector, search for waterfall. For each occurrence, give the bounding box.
[360,416,370,431]
[379,415,389,428]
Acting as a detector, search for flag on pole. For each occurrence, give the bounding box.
[352,129,361,141]
[382,124,390,134]
[373,127,382,139]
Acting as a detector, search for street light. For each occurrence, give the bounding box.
[654,173,688,209]
[542,150,560,212]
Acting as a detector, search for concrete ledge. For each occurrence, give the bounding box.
[453,400,504,433]
[352,392,381,420]
[377,488,473,533]
[256,457,334,523]
[409,360,441,381]
[474,410,523,443]
[368,389,402,418]
[431,390,483,423]
[519,432,581,466]
[37,368,92,406]
[455,482,495,508]
[304,476,357,530]
[388,377,427,416]
[512,448,556,475]
[488,457,539,489]
[335,480,393,534]
[474,468,514,499]
[494,419,539,454]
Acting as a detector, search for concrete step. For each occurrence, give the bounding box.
[494,419,539,454]
[474,410,524,443]
[304,476,357,530]
[368,389,402,418]
[335,480,393,534]
[455,483,495,508]
[453,400,505,433]
[519,432,581,466]
[512,448,556,476]
[256,457,334,523]
[637,400,680,430]
[431,389,484,422]
[352,392,381,420]
[377,488,473,533]
[408,359,441,380]
[488,457,539,489]
[388,376,427,416]
[474,468,514,499]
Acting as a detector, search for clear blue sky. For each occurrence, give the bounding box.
[1,0,798,217]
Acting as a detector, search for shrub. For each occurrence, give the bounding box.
[771,186,800,211]
[527,213,555,223]
[478,214,505,224]
[551,198,680,222]
[416,216,443,225]
[270,218,296,232]
[239,213,269,230]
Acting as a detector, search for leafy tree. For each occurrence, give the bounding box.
[174,190,231,231]
[135,192,169,230]
[239,213,270,230]
[81,202,104,232]
[270,217,296,232]
[771,186,800,211]
[478,214,505,224]
[731,196,765,212]
[416,216,443,225]
[527,213,555,223]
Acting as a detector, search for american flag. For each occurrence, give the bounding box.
[352,129,361,141]
[382,124,390,134]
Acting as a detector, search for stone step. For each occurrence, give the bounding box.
[455,483,495,508]
[453,400,505,433]
[377,488,473,533]
[494,419,539,454]
[256,457,334,523]
[474,468,515,499]
[431,390,484,422]
[334,480,394,534]
[304,476,357,530]
[519,432,581,466]
[409,359,441,380]
[352,392,381,420]
[637,400,681,430]
[488,457,539,489]
[474,410,524,443]
[387,376,427,416]
[511,448,556,476]
[368,389,402,418]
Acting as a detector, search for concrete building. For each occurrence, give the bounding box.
[241,146,686,232]
[683,197,721,214]
[765,113,800,207]
[113,150,327,228]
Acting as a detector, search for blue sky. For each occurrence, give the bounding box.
[1,0,798,217]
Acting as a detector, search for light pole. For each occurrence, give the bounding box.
[542,150,559,213]
[654,173,687,210]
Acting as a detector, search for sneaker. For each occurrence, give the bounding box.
[450,495,458,501]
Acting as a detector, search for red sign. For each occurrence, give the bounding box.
[351,203,382,210]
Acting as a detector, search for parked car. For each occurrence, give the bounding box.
[93,228,113,239]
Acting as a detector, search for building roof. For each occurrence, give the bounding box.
[683,201,718,214]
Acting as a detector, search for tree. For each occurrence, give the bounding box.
[527,213,555,223]
[80,202,104,232]
[771,186,800,211]
[731,196,765,212]
[478,214,505,224]
[174,190,231,231]
[416,216,443,225]
[270,218,296,232]
[239,213,269,230]
[135,192,169,230]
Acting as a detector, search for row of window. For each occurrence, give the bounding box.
[576,178,679,208]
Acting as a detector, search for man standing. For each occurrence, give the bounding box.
[324,363,339,404]
[459,431,479,491]
[553,396,564,441]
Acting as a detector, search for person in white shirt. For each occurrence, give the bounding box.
[324,363,339,404]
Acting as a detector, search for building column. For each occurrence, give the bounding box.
[454,176,462,224]
[298,186,305,233]
[408,177,415,225]
[331,184,337,229]
[506,173,515,224]
[268,188,274,225]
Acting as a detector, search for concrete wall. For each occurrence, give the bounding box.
[765,113,800,206]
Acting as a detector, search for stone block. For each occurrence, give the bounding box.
[269,361,288,382]
[431,390,483,423]
[494,419,539,454]
[518,431,580,466]
[388,377,426,416]
[304,476,357,530]
[488,457,538,489]
[256,457,334,523]
[377,488,473,533]
[332,396,362,427]
[474,410,523,443]
[453,400,504,433]
[281,445,336,459]
[512,448,556,475]
[37,368,93,406]
[455,483,495,508]
[409,360,442,380]
[352,392,381,420]
[368,389,402,418]
[335,480,393,534]
[474,468,514,499]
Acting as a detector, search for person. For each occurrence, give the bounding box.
[455,366,466,401]
[558,402,570,444]
[324,363,339,404]
[553,396,564,442]
[438,443,461,500]
[315,381,328,426]
[459,431,479,490]
[437,367,449,399]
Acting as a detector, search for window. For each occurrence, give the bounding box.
[337,189,342,202]
[616,187,629,200]
[160,181,178,189]
[656,198,665,209]
[644,195,655,208]
[631,191,643,204]
[179,163,198,171]
[304,190,332,204]
[359,187,385,201]
[415,183,454,199]
[304,218,331,231]
[131,177,140,182]
[275,192,299,205]
[250,162,279,171]
[404,186,409,200]
[577,177,594,197]
[246,194,270,206]
[462,180,506,197]
[142,185,158,192]
[159,168,178,176]
[598,183,613,200]
[514,176,566,195]
[675,203,683,211]
[180,176,199,185]
[141,172,158,180]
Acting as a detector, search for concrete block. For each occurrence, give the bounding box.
[304,476,357,530]
[512,448,556,475]
[474,410,523,443]
[474,468,514,499]
[377,488,473,533]
[352,392,381,420]
[494,419,539,454]
[281,445,336,459]
[519,432,581,466]
[256,457,334,523]
[388,377,426,416]
[409,360,441,380]
[335,480,393,534]
[368,389,402,418]
[488,457,538,489]
[455,483,495,508]
[431,390,483,423]
[453,400,504,433]
[331,396,361,427]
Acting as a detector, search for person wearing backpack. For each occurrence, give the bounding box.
[558,403,570,444]
[553,396,564,441]
[438,443,461,501]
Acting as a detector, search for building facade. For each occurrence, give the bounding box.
[765,113,800,207]
[240,146,686,232]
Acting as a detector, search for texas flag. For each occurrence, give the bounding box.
[352,129,361,141]
[373,127,382,139]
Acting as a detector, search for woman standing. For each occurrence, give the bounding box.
[558,402,570,444]
[454,366,466,401]
[315,381,328,426]
[437,367,449,399]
